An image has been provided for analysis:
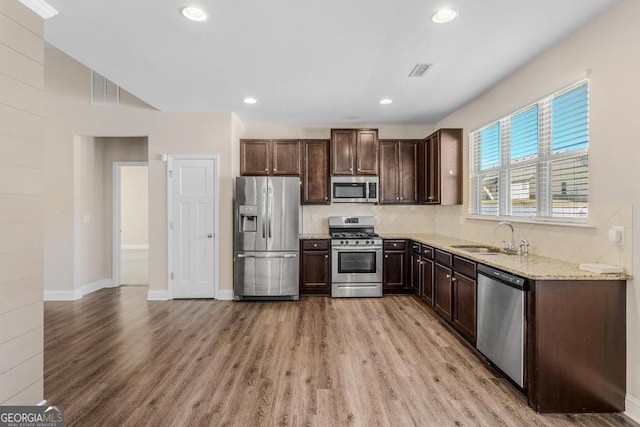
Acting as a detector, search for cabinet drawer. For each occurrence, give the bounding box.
[410,241,421,254]
[421,245,434,259]
[435,249,452,267]
[384,240,406,251]
[302,239,330,250]
[453,256,476,278]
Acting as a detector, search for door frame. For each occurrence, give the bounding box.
[112,161,149,287]
[166,154,219,299]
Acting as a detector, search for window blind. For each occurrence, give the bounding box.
[469,80,589,220]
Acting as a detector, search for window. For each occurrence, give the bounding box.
[469,81,589,220]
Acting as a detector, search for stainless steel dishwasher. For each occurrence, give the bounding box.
[476,264,527,388]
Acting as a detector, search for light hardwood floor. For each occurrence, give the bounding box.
[44,288,637,426]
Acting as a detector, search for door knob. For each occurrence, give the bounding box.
[207,233,213,238]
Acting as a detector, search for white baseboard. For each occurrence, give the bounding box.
[121,244,149,250]
[626,393,640,423]
[147,290,172,301]
[81,278,113,296]
[45,279,113,301]
[216,289,234,300]
[44,289,82,301]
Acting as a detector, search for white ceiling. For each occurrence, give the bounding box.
[44,0,618,125]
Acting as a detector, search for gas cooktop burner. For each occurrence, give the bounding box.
[331,232,380,239]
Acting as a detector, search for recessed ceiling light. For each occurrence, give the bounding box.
[243,97,257,104]
[379,98,393,105]
[181,6,208,22]
[432,7,458,24]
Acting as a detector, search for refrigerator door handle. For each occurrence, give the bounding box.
[268,185,273,239]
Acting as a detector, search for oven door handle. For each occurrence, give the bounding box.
[331,248,382,253]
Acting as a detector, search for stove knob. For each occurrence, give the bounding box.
[366,240,370,245]
[355,241,360,245]
[341,240,345,245]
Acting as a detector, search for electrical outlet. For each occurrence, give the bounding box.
[608,226,624,246]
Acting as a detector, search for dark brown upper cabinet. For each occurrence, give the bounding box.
[379,140,418,204]
[240,139,301,176]
[420,129,462,205]
[330,129,378,176]
[301,140,330,204]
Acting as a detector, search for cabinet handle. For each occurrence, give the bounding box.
[400,197,403,200]
[428,196,434,200]
[396,197,399,200]
[357,168,361,172]
[385,255,389,258]
[451,277,457,282]
[273,168,278,172]
[264,168,269,172]
[349,167,353,172]
[325,197,328,200]
[446,274,451,279]
[325,255,328,258]
[313,243,318,247]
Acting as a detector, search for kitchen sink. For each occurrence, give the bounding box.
[450,245,508,255]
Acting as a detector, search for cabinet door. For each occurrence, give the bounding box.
[453,272,476,344]
[399,140,418,203]
[272,140,301,175]
[356,130,379,175]
[302,140,330,204]
[331,129,355,175]
[300,250,331,295]
[240,140,270,175]
[379,141,399,204]
[383,250,406,292]
[410,252,422,295]
[424,134,440,204]
[439,129,463,205]
[434,264,453,320]
[421,258,434,306]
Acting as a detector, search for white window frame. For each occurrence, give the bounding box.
[469,80,589,223]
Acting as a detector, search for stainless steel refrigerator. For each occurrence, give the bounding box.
[233,176,301,300]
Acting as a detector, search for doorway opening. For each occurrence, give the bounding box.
[113,162,149,287]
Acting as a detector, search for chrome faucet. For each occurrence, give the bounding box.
[495,222,518,254]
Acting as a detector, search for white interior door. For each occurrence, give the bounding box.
[169,157,217,298]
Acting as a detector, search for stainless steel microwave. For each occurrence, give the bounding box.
[331,176,379,203]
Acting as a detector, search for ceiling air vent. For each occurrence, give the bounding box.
[408,63,432,77]
[91,71,120,105]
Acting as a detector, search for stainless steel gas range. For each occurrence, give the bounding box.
[329,216,383,298]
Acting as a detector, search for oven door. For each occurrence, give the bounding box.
[331,247,382,283]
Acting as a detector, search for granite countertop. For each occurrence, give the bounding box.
[379,232,629,281]
[300,233,331,240]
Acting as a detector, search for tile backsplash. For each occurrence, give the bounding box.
[302,204,436,235]
[303,203,633,274]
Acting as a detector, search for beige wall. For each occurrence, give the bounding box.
[0,1,44,405]
[121,165,149,246]
[434,0,639,413]
[45,48,235,296]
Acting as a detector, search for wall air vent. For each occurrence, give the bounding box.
[91,71,120,105]
[408,63,432,77]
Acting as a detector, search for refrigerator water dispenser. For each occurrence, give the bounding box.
[238,205,258,232]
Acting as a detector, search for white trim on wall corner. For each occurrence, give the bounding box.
[147,290,172,301]
[44,279,113,301]
[216,289,234,301]
[626,394,640,423]
[44,289,82,301]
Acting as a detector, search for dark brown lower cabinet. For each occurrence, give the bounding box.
[452,272,476,344]
[300,239,330,295]
[410,242,434,305]
[383,240,410,293]
[526,279,626,413]
[434,264,453,320]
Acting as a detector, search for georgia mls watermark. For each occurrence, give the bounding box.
[0,406,64,427]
